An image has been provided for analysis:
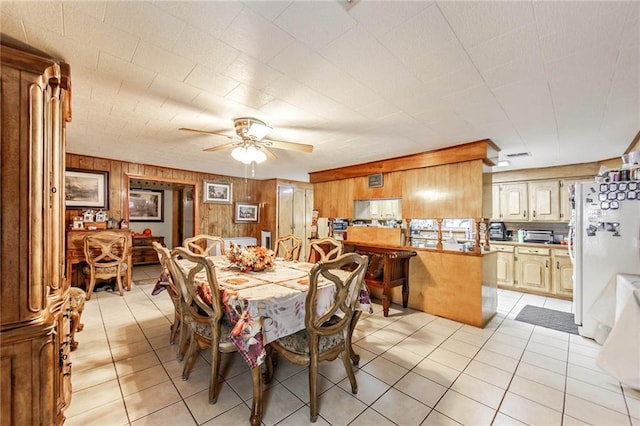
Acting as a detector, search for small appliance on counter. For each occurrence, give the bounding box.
[488,222,508,241]
[523,230,554,244]
[332,219,348,240]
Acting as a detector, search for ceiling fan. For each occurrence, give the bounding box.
[179,117,314,164]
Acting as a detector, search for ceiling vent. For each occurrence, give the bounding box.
[505,152,531,158]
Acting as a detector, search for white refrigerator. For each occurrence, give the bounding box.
[569,181,640,339]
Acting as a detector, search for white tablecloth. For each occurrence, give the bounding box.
[596,274,640,390]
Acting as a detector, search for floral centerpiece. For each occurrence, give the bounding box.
[227,243,275,272]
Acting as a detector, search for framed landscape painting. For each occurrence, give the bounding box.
[203,180,232,204]
[129,190,163,222]
[65,169,109,208]
[234,202,259,223]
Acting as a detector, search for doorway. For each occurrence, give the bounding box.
[125,174,199,249]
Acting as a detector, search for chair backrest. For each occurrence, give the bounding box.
[274,234,302,261]
[83,231,129,268]
[306,237,343,263]
[305,252,369,337]
[184,234,226,256]
[152,241,179,299]
[169,246,224,324]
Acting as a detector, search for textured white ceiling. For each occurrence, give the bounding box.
[2,1,638,181]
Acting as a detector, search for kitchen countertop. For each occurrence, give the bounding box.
[489,240,568,249]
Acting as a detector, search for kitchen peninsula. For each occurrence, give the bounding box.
[311,140,500,327]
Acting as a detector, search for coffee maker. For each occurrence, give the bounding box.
[488,222,508,241]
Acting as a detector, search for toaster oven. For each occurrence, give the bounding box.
[523,230,554,244]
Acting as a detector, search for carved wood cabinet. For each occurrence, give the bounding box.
[1,45,72,425]
[132,235,165,265]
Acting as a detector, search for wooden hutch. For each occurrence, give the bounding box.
[1,45,73,424]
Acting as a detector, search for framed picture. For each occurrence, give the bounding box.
[65,169,109,208]
[368,173,384,188]
[203,180,232,204]
[234,202,259,223]
[129,190,164,222]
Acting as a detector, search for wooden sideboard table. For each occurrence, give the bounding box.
[132,236,165,265]
[344,242,417,317]
[66,229,133,291]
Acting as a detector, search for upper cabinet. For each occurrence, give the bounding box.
[528,180,560,221]
[354,198,402,220]
[559,178,591,222]
[499,182,529,221]
[493,178,591,223]
[495,181,558,222]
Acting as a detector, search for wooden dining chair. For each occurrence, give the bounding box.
[169,246,236,404]
[268,252,369,422]
[184,234,226,256]
[82,231,130,300]
[152,242,186,352]
[306,237,343,263]
[274,234,302,261]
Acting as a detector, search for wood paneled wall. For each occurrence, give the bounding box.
[402,160,484,218]
[313,159,485,219]
[65,154,276,244]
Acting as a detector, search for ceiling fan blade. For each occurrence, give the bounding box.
[263,147,277,161]
[179,127,234,140]
[263,138,314,153]
[203,143,235,152]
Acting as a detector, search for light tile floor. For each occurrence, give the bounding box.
[66,264,639,425]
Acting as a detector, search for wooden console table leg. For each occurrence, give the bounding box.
[402,257,410,308]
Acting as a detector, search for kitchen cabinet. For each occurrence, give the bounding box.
[493,244,515,287]
[515,247,551,293]
[529,180,560,221]
[1,45,72,424]
[355,198,401,220]
[491,184,501,220]
[552,249,573,297]
[559,178,591,222]
[499,183,528,221]
[493,177,593,223]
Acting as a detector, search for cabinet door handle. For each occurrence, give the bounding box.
[523,210,527,218]
[546,260,549,268]
[533,210,536,218]
[556,261,560,269]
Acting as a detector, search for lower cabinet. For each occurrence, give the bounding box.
[494,244,515,287]
[552,249,574,297]
[515,247,551,293]
[494,244,573,299]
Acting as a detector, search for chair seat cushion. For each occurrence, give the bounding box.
[275,327,344,355]
[82,262,128,276]
[192,318,235,349]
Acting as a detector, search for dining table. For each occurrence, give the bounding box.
[180,255,373,425]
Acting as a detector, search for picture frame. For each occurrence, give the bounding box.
[65,169,109,208]
[203,180,232,204]
[368,173,384,188]
[234,202,259,223]
[129,189,164,222]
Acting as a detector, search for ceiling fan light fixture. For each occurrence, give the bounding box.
[247,121,271,140]
[231,145,267,164]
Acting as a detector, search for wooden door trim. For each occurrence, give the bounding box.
[123,174,200,235]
